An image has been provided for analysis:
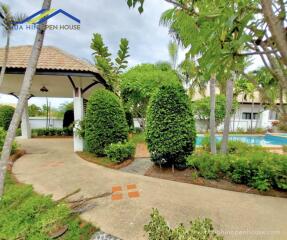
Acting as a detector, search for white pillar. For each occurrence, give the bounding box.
[73,88,84,152]
[261,110,270,129]
[21,101,31,139]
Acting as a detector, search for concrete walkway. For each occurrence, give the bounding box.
[13,138,287,240]
[120,158,153,175]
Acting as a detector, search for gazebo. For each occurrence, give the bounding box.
[0,45,108,152]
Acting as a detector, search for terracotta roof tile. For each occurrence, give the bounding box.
[0,45,100,74]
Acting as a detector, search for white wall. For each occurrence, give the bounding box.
[29,117,63,129]
[196,104,277,132]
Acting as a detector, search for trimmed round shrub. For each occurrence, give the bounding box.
[85,89,128,155]
[0,105,15,130]
[146,84,196,169]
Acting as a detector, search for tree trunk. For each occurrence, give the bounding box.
[220,76,235,154]
[0,33,10,89]
[209,75,217,154]
[0,0,52,198]
[261,0,287,67]
[279,86,286,114]
[251,98,254,133]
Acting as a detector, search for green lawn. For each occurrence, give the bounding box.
[129,132,146,145]
[0,174,97,239]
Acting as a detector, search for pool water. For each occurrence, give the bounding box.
[196,134,287,146]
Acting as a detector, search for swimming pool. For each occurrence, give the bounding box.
[196,134,287,146]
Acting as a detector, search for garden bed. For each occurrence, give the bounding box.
[77,151,134,169]
[145,166,287,198]
[0,174,97,239]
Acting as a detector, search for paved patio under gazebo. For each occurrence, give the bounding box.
[0,45,108,151]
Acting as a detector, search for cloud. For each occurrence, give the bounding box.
[0,0,174,66]
[0,0,183,107]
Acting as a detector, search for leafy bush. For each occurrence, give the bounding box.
[31,128,73,137]
[187,146,287,191]
[105,142,135,163]
[200,137,263,154]
[120,63,180,125]
[146,84,196,169]
[144,209,223,240]
[283,145,287,153]
[246,127,266,134]
[85,89,128,156]
[0,105,14,130]
[0,128,17,154]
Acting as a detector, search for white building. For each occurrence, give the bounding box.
[192,83,281,132]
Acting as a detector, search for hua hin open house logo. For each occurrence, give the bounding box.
[14,8,81,31]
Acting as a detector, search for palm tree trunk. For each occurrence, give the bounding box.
[0,0,52,198]
[0,33,10,89]
[220,75,235,154]
[251,98,254,133]
[210,74,217,154]
[261,0,287,67]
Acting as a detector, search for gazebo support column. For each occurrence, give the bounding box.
[73,88,84,152]
[21,101,31,139]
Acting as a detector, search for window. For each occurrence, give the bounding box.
[242,112,258,120]
[269,111,278,120]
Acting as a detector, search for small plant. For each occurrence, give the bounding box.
[144,209,223,240]
[283,145,287,153]
[105,142,135,163]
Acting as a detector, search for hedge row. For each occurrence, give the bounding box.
[188,142,287,191]
[31,128,73,137]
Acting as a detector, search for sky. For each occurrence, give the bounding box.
[0,0,186,108]
[0,0,261,108]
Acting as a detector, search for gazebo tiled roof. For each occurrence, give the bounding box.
[0,45,99,74]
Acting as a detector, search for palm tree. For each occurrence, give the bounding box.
[209,74,217,154]
[168,40,178,70]
[0,3,25,89]
[0,0,52,198]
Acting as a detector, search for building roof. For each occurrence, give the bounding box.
[0,45,99,74]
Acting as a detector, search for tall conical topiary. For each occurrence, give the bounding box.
[146,83,196,169]
[85,89,128,155]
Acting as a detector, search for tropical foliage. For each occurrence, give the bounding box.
[91,33,129,91]
[120,63,179,128]
[193,95,238,130]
